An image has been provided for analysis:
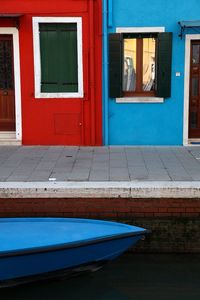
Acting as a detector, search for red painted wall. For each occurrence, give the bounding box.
[0,0,102,145]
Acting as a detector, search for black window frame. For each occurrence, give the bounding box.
[109,32,172,99]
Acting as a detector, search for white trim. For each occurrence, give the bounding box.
[116,26,165,103]
[116,27,165,33]
[183,34,200,146]
[0,131,16,139]
[0,140,21,145]
[116,97,164,103]
[189,138,200,142]
[0,28,22,142]
[0,181,200,199]
[188,138,200,146]
[32,17,83,99]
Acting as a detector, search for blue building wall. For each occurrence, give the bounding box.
[103,0,200,145]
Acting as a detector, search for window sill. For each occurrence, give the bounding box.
[35,92,83,99]
[116,97,164,103]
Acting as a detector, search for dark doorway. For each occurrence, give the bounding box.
[0,34,15,131]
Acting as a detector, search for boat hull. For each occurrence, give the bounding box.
[0,235,142,287]
[0,218,149,287]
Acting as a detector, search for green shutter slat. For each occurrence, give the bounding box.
[109,33,123,98]
[59,28,78,92]
[156,32,173,98]
[39,23,78,93]
[40,28,59,92]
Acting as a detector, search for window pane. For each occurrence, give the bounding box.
[192,44,200,64]
[143,38,156,91]
[40,23,78,93]
[123,39,136,91]
[0,38,14,90]
[191,77,199,97]
[190,111,198,129]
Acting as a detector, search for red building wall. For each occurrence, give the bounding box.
[0,0,102,145]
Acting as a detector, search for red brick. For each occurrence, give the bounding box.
[167,207,186,213]
[158,208,168,213]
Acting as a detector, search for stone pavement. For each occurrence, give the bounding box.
[0,145,200,182]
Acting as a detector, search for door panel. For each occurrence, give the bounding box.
[189,41,200,138]
[0,35,15,131]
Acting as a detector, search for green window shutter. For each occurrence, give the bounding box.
[156,32,173,98]
[39,23,78,93]
[109,33,123,98]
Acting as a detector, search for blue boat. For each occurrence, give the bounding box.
[0,218,149,287]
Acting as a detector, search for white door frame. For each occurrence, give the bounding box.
[183,34,200,146]
[0,27,22,142]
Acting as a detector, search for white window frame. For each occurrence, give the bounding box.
[33,17,83,99]
[116,26,165,103]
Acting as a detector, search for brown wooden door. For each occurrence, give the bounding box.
[189,41,200,138]
[0,35,15,131]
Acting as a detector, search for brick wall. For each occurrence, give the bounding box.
[0,198,200,253]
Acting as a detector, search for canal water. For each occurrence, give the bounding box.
[1,254,200,300]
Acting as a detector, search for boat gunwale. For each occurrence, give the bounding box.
[0,230,150,259]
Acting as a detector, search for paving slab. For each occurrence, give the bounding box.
[0,146,200,197]
[0,146,199,186]
[89,170,109,181]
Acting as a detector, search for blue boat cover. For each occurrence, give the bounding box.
[0,218,146,254]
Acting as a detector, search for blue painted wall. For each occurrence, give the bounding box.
[103,0,200,145]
